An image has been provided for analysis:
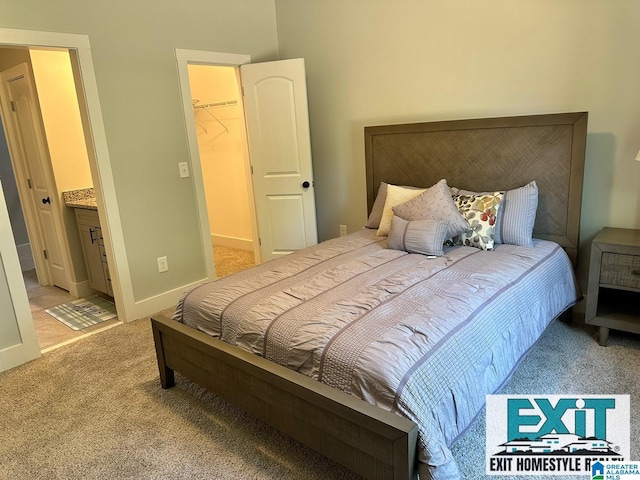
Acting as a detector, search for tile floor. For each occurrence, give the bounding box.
[18,245,121,351]
[23,269,120,352]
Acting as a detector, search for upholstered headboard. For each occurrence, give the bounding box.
[364,112,588,265]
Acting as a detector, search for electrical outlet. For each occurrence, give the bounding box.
[157,256,169,273]
[340,224,347,237]
[178,162,190,178]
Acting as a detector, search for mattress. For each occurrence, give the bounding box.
[173,229,580,479]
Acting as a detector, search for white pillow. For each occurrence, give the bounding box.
[376,184,426,236]
[366,182,423,229]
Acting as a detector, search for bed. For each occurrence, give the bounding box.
[151,111,588,480]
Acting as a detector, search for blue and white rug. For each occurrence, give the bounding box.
[45,295,117,330]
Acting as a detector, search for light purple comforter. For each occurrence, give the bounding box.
[174,229,580,479]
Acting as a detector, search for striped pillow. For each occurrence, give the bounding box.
[495,181,538,247]
[387,216,450,256]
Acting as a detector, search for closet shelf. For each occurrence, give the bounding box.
[193,99,238,110]
[192,99,238,137]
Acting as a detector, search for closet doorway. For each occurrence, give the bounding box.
[178,51,318,280]
[186,65,258,278]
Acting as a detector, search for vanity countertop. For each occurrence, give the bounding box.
[63,187,97,210]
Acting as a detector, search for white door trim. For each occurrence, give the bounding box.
[0,179,40,372]
[174,49,257,279]
[0,28,134,321]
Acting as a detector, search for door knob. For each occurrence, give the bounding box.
[302,181,310,189]
[42,197,51,204]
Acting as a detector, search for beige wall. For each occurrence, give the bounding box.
[30,49,92,192]
[0,0,279,310]
[30,48,93,284]
[188,65,253,250]
[0,46,30,71]
[275,0,640,281]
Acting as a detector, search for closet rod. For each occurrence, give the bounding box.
[193,99,238,110]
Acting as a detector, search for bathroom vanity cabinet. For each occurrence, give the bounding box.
[75,209,112,297]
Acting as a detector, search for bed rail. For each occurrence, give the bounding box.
[151,314,419,480]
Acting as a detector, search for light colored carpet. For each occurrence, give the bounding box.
[213,245,255,278]
[1,313,638,479]
[0,308,359,480]
[453,320,640,479]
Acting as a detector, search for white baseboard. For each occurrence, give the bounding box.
[67,280,93,299]
[126,277,211,322]
[120,235,253,322]
[0,343,41,373]
[211,234,253,251]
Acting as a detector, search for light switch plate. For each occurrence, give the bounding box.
[178,162,190,178]
[157,256,168,273]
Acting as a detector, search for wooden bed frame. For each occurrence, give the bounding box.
[151,111,588,479]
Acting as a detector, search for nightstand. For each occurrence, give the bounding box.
[585,227,640,346]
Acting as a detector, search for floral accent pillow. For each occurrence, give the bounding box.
[449,181,538,247]
[447,192,503,250]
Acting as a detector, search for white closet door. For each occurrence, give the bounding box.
[241,58,318,261]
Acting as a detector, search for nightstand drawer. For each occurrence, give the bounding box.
[600,252,640,289]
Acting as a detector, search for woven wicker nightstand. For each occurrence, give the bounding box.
[585,227,640,345]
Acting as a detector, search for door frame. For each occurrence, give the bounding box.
[175,49,260,279]
[0,28,134,321]
[0,178,40,371]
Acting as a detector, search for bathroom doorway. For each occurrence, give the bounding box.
[0,46,119,351]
